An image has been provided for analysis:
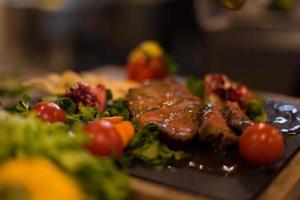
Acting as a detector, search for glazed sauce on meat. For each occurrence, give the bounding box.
[127,80,202,142]
[128,80,300,176]
[167,100,300,176]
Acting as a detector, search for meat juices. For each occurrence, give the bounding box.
[127,80,202,142]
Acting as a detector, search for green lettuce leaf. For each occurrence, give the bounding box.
[0,111,129,200]
[5,94,31,114]
[56,97,100,123]
[122,123,185,170]
[103,99,130,120]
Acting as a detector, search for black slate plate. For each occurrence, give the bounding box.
[127,98,300,200]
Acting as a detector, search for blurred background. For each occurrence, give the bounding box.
[0,0,300,96]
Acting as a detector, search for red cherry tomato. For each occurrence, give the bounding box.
[239,123,284,165]
[84,120,123,157]
[126,56,166,82]
[32,102,66,123]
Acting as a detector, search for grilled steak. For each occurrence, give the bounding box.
[127,80,253,148]
[223,101,253,134]
[198,103,238,149]
[127,80,202,142]
[198,102,253,149]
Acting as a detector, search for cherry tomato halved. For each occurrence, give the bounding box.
[32,102,66,123]
[239,123,284,165]
[84,120,123,157]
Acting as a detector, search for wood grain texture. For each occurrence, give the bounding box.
[130,177,208,200]
[258,152,300,200]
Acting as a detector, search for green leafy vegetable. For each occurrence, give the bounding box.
[103,99,130,120]
[246,99,267,122]
[123,123,185,170]
[0,111,129,200]
[76,104,100,122]
[5,94,31,114]
[186,76,205,98]
[56,97,100,123]
[56,97,77,114]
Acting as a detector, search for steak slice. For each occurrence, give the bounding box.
[223,101,253,135]
[198,102,253,149]
[198,103,238,149]
[127,80,202,142]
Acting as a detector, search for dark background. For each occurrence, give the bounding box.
[1,0,300,96]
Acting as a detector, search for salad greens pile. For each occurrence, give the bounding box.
[41,89,130,124]
[103,99,130,121]
[121,123,185,170]
[0,111,129,200]
[4,87,180,170]
[56,97,101,123]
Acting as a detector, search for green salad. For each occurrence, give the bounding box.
[0,111,129,200]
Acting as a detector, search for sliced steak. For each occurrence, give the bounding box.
[223,101,253,134]
[198,103,238,149]
[198,102,253,149]
[127,80,202,142]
